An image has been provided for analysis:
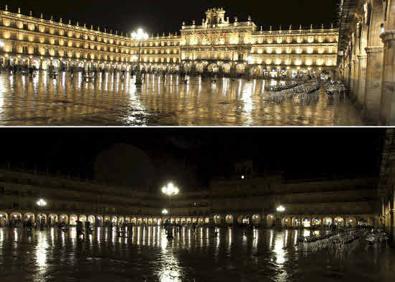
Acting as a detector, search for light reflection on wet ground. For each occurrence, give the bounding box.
[0,72,364,126]
[0,227,393,281]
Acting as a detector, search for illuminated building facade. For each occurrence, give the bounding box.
[337,0,395,125]
[0,168,379,228]
[0,6,338,78]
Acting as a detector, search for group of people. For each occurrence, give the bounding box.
[297,227,390,253]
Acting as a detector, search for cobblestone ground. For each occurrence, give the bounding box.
[0,227,393,281]
[0,72,364,126]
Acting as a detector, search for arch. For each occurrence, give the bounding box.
[104,216,111,224]
[323,217,333,226]
[10,212,22,221]
[96,216,103,226]
[236,63,246,74]
[79,215,87,222]
[207,63,219,73]
[37,213,47,224]
[225,215,234,225]
[111,216,118,225]
[252,214,261,226]
[130,217,137,224]
[204,217,210,224]
[59,214,69,224]
[282,217,292,227]
[48,214,58,225]
[250,65,263,77]
[266,214,275,227]
[311,217,322,227]
[198,217,204,224]
[302,218,311,228]
[23,212,35,223]
[0,212,8,226]
[345,216,357,227]
[118,216,125,225]
[292,217,301,227]
[213,215,222,225]
[222,63,232,74]
[334,217,345,227]
[69,214,78,226]
[88,215,96,225]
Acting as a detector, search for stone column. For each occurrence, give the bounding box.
[352,58,360,101]
[357,54,367,106]
[380,31,395,124]
[364,47,384,120]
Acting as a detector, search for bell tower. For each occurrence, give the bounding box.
[204,8,227,27]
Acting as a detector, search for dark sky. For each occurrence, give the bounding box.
[0,129,385,191]
[1,0,340,35]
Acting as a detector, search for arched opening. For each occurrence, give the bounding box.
[346,217,357,227]
[112,216,118,226]
[59,214,69,224]
[323,217,333,227]
[37,214,47,225]
[69,215,78,226]
[213,215,222,225]
[96,216,103,226]
[79,215,87,222]
[282,217,292,228]
[88,215,96,225]
[222,63,232,74]
[207,63,219,73]
[266,215,275,227]
[198,218,204,224]
[250,66,263,77]
[104,216,111,226]
[204,217,210,224]
[225,215,234,225]
[236,64,246,74]
[334,217,345,227]
[311,218,322,227]
[292,217,301,227]
[118,217,125,225]
[48,214,58,225]
[252,214,261,226]
[302,218,311,228]
[23,213,35,223]
[0,212,8,227]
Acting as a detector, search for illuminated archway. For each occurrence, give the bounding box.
[59,214,69,224]
[0,212,8,226]
[334,217,345,227]
[88,215,96,225]
[213,215,222,225]
[69,214,78,225]
[225,215,234,225]
[48,214,58,225]
[252,214,261,226]
[266,215,275,227]
[23,213,35,222]
[302,218,311,228]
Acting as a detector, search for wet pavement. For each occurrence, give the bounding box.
[0,72,364,126]
[0,227,393,282]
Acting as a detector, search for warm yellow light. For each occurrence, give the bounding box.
[276,205,286,212]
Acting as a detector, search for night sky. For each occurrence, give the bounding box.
[1,0,340,35]
[0,129,386,191]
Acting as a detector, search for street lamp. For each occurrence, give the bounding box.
[131,28,149,85]
[276,205,286,213]
[161,182,180,216]
[36,198,47,207]
[161,182,180,197]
